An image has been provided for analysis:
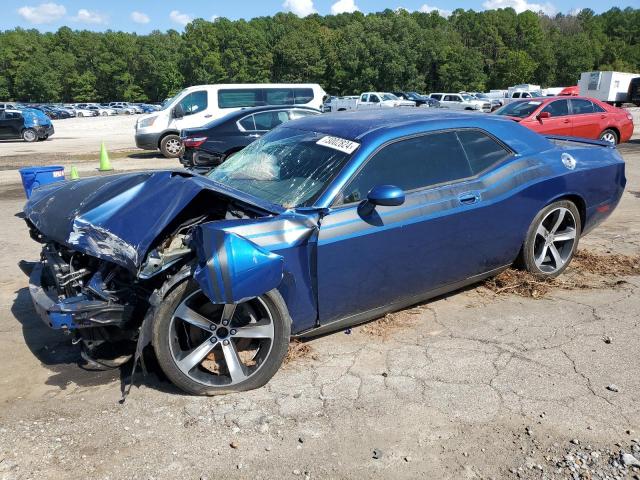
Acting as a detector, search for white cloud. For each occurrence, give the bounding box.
[419,3,452,16]
[17,2,66,24]
[169,10,193,26]
[331,0,359,14]
[72,8,108,24]
[130,11,150,24]
[210,15,220,21]
[282,0,316,17]
[568,7,583,15]
[482,0,557,15]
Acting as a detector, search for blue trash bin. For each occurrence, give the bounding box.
[18,165,65,199]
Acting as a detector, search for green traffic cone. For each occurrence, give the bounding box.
[99,141,113,171]
[70,165,79,180]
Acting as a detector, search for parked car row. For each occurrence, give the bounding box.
[0,101,160,120]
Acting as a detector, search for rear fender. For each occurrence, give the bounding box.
[191,226,284,304]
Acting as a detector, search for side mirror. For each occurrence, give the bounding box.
[537,111,551,120]
[367,185,405,207]
[173,104,185,119]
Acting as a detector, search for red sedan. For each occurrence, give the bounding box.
[494,96,634,145]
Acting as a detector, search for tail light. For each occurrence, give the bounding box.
[183,136,207,148]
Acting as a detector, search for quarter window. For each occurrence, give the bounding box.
[338,131,471,204]
[238,115,256,131]
[541,100,569,117]
[293,88,314,104]
[571,99,595,114]
[456,130,511,174]
[179,91,208,115]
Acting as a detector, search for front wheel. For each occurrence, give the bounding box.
[599,129,618,145]
[521,200,581,278]
[152,280,291,395]
[160,134,183,158]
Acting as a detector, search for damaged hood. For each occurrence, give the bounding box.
[23,170,281,271]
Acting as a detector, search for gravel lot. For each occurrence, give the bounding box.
[0,123,638,479]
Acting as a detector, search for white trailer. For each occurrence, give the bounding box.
[578,71,640,105]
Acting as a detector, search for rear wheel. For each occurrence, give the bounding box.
[160,134,184,158]
[521,200,581,278]
[599,129,618,145]
[152,280,291,395]
[22,128,37,142]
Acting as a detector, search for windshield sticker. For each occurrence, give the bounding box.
[316,136,360,154]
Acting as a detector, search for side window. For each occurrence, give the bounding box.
[265,88,294,105]
[238,115,256,131]
[179,90,208,115]
[252,111,288,130]
[541,100,569,117]
[592,102,605,113]
[571,99,595,114]
[456,130,511,174]
[431,94,442,100]
[370,95,380,103]
[513,92,521,99]
[293,88,314,104]
[218,89,262,108]
[338,131,471,204]
[360,94,368,102]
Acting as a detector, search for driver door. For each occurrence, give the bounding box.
[173,90,211,130]
[533,99,572,136]
[316,129,516,324]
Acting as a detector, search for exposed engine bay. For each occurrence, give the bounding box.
[26,189,267,369]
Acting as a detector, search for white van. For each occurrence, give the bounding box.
[135,83,326,157]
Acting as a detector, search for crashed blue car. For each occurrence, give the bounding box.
[0,107,54,142]
[23,109,625,395]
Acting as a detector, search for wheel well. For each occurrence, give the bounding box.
[556,194,586,230]
[158,131,180,149]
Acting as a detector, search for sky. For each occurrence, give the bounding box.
[1,0,636,33]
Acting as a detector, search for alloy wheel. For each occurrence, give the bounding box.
[600,131,617,145]
[168,290,275,387]
[165,138,182,155]
[532,207,577,274]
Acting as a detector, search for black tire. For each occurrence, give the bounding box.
[22,128,37,142]
[599,128,618,145]
[521,200,581,278]
[160,134,184,158]
[152,279,291,395]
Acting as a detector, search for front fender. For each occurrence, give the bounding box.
[192,226,284,304]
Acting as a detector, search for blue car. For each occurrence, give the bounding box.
[0,107,54,142]
[23,109,625,394]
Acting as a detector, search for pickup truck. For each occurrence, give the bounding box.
[428,93,491,112]
[323,92,415,112]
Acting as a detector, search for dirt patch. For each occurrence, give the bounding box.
[483,250,640,299]
[360,310,420,339]
[284,340,315,366]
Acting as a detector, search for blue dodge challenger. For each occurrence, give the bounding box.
[24,109,625,395]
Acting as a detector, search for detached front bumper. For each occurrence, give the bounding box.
[29,262,125,330]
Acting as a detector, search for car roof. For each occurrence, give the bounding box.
[280,109,534,144]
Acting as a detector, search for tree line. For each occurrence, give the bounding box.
[0,7,638,103]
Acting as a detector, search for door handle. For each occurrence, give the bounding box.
[563,119,570,123]
[248,133,261,138]
[458,192,480,205]
[204,114,213,118]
